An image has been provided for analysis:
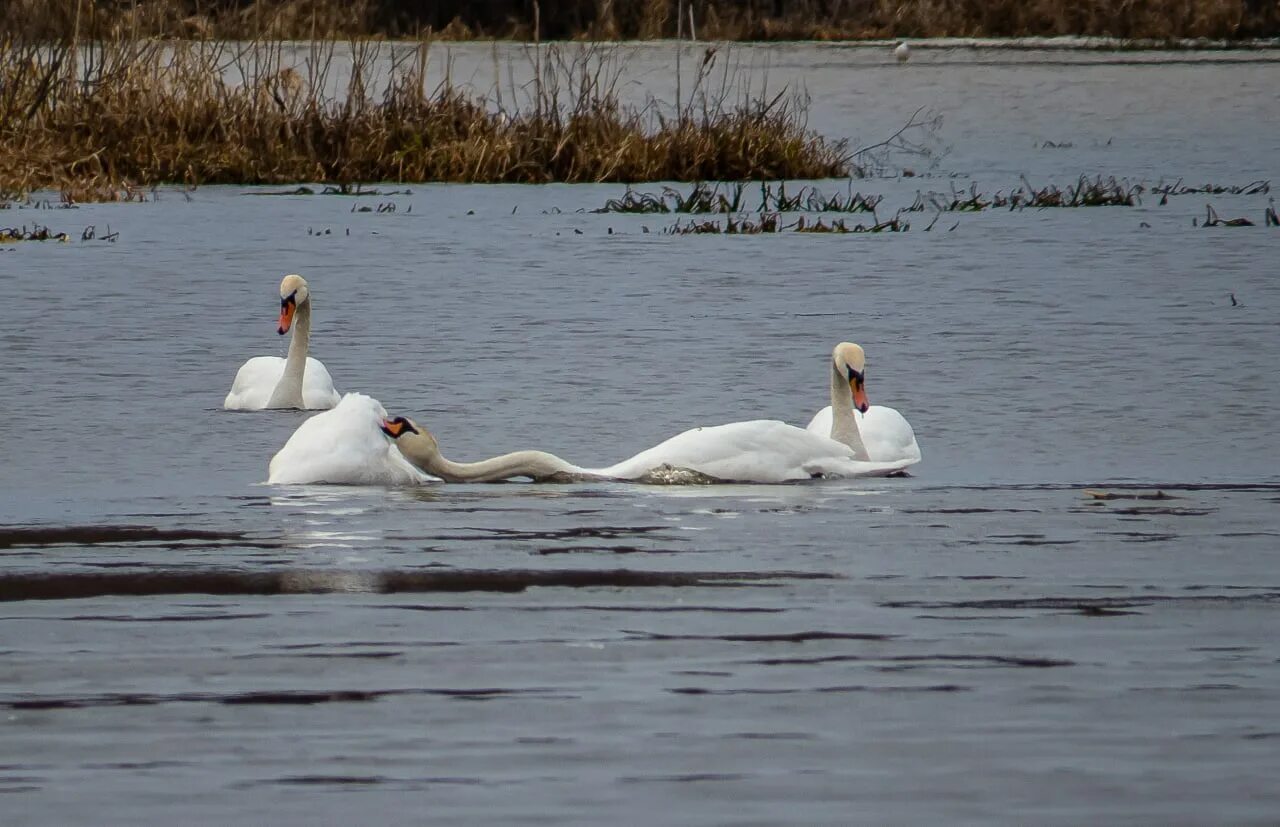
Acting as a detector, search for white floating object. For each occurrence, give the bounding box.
[894,42,911,63]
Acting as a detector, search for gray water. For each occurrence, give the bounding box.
[2,44,1279,825]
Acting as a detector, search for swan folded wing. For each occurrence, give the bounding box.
[225,356,286,410]
[300,357,341,409]
[267,393,431,485]
[805,405,834,436]
[225,355,337,410]
[861,405,922,464]
[807,404,921,465]
[597,420,895,484]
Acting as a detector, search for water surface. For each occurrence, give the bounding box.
[2,44,1278,825]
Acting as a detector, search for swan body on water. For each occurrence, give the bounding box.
[378,342,918,485]
[894,41,911,62]
[267,394,431,485]
[225,274,340,410]
[379,416,908,485]
[806,342,921,465]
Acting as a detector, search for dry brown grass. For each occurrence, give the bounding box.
[0,26,848,197]
[2,0,1275,41]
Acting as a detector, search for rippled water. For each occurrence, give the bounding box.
[2,44,1279,824]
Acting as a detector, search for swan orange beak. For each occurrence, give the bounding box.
[851,378,869,414]
[381,417,419,439]
[277,295,296,335]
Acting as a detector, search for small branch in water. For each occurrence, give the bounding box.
[1202,203,1254,227]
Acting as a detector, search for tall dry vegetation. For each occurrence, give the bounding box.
[0,21,848,195]
[2,0,1276,40]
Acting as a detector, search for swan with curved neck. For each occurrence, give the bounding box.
[807,342,920,464]
[377,340,914,485]
[267,393,428,485]
[224,274,340,410]
[826,342,871,460]
[380,417,599,483]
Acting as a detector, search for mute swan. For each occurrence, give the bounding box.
[380,415,910,485]
[806,343,921,465]
[894,41,911,63]
[267,394,431,485]
[225,274,341,410]
[380,343,915,484]
[379,417,598,483]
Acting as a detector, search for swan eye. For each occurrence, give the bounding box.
[280,292,297,309]
[846,366,865,386]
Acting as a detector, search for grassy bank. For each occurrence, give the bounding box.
[3,0,1277,42]
[0,32,848,196]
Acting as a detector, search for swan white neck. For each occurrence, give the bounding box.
[399,440,591,483]
[829,362,869,460]
[268,299,311,408]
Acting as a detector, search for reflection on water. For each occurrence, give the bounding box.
[1,44,1279,825]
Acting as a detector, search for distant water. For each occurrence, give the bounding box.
[1,44,1278,825]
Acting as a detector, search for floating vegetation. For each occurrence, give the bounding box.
[597,188,673,214]
[908,183,990,212]
[908,176,1142,213]
[666,214,782,234]
[1022,175,1143,207]
[1152,179,1270,196]
[80,225,119,242]
[0,224,71,242]
[597,181,881,215]
[1200,204,1254,227]
[759,182,882,213]
[664,211,908,235]
[0,30,849,193]
[250,184,410,197]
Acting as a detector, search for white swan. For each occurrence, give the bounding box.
[806,343,921,465]
[894,41,911,63]
[267,394,431,485]
[225,274,341,410]
[380,342,916,484]
[379,416,592,483]
[384,415,908,484]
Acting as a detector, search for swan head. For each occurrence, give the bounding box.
[380,416,438,457]
[277,274,309,335]
[833,342,870,413]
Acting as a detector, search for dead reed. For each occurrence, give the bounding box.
[1152,179,1270,195]
[907,176,1143,212]
[3,0,1276,41]
[597,181,883,215]
[0,30,848,196]
[664,210,908,234]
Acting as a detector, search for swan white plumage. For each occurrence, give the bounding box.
[894,41,911,62]
[267,394,431,485]
[591,420,911,482]
[806,343,921,465]
[379,416,907,484]
[225,274,341,410]
[379,342,917,484]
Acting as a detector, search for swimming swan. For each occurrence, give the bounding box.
[379,416,594,483]
[267,394,430,485]
[806,343,921,465]
[225,274,340,410]
[380,342,917,484]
